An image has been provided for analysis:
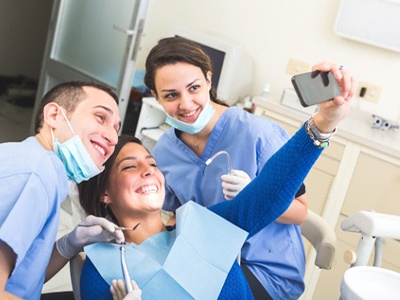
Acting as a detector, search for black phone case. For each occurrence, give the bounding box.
[291,71,341,107]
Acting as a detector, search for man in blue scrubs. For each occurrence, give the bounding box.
[0,81,124,299]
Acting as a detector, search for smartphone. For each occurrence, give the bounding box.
[291,71,342,107]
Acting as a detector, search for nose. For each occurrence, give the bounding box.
[103,126,118,146]
[178,92,192,110]
[142,164,155,177]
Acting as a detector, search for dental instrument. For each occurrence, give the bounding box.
[78,222,141,231]
[120,246,133,293]
[205,151,233,175]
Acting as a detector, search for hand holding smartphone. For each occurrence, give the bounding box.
[291,71,342,107]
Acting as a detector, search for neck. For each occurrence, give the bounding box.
[123,216,167,245]
[35,131,53,150]
[180,103,227,155]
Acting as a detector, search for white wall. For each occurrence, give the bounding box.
[136,0,400,123]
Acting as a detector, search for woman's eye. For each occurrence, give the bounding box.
[190,85,200,91]
[150,163,157,168]
[165,92,177,99]
[122,165,136,171]
[96,114,105,122]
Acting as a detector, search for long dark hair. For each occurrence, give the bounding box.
[78,134,143,223]
[144,36,229,107]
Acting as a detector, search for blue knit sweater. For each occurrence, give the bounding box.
[80,124,323,299]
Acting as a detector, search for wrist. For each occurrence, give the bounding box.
[312,113,337,133]
[306,117,336,149]
[56,233,81,260]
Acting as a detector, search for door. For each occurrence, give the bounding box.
[30,0,149,133]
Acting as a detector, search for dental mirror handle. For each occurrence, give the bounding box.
[120,246,133,293]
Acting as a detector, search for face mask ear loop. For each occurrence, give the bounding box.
[59,108,76,136]
[50,127,55,140]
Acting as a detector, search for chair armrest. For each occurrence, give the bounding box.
[301,209,336,270]
[70,252,86,300]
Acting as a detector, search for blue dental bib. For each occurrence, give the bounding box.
[84,201,248,299]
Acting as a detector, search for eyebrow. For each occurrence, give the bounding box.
[160,79,200,93]
[94,105,122,130]
[186,79,199,88]
[94,105,113,113]
[117,156,137,168]
[116,154,155,168]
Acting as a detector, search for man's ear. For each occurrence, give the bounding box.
[43,103,62,128]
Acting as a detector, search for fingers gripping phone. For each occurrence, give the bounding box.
[291,71,342,107]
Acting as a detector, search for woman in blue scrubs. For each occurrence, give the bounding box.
[143,37,354,299]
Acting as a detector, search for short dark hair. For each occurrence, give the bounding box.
[34,81,119,134]
[78,134,143,223]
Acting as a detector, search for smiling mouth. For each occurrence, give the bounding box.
[182,110,196,118]
[136,185,158,194]
[93,143,106,156]
[180,108,200,122]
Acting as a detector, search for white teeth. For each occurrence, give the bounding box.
[183,111,195,117]
[94,144,106,156]
[138,185,157,194]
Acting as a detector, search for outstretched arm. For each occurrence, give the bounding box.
[210,61,355,236]
[211,124,323,236]
[276,193,308,225]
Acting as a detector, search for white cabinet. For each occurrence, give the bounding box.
[134,97,166,153]
[253,97,400,300]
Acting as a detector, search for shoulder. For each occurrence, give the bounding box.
[155,127,176,146]
[0,137,68,199]
[154,128,192,165]
[154,128,178,159]
[219,107,289,141]
[223,107,285,130]
[1,137,58,172]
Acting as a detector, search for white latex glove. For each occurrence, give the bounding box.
[221,170,251,200]
[56,215,125,260]
[111,279,142,300]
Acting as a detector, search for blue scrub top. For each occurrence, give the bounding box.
[0,137,68,299]
[154,107,306,299]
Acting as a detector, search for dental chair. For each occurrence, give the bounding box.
[340,211,400,300]
[300,209,336,270]
[70,251,86,300]
[69,208,336,300]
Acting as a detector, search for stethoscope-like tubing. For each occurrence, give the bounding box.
[205,150,233,175]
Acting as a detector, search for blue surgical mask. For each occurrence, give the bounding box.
[51,109,103,183]
[165,100,215,134]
